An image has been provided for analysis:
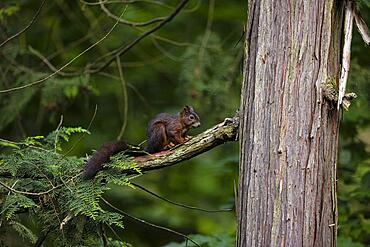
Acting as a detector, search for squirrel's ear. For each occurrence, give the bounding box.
[184,105,194,111]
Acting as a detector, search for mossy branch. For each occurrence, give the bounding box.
[129,114,239,174]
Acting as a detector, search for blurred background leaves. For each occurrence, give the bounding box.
[0,0,369,246]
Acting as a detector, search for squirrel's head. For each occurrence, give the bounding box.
[180,105,201,128]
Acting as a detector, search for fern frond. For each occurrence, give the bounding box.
[1,194,37,220]
[10,221,37,244]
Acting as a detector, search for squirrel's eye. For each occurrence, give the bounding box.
[189,115,195,120]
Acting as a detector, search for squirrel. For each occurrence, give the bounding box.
[83,106,200,179]
[144,105,200,153]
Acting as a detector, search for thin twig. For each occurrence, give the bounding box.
[81,0,174,9]
[0,180,18,227]
[61,105,98,157]
[116,57,128,140]
[87,0,190,74]
[82,0,201,13]
[0,180,58,196]
[100,223,108,247]
[0,0,47,48]
[54,115,64,152]
[28,46,79,77]
[196,0,215,80]
[151,37,183,62]
[97,72,150,107]
[0,172,83,196]
[132,182,233,213]
[105,223,124,242]
[34,228,52,247]
[0,5,128,94]
[101,197,201,247]
[354,7,370,45]
[99,0,165,26]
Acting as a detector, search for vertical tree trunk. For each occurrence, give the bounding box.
[237,1,345,246]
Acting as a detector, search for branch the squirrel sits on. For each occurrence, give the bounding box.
[83,106,201,179]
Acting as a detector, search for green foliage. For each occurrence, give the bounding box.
[357,0,370,9]
[0,126,137,246]
[10,221,37,244]
[1,194,37,221]
[338,35,370,244]
[40,75,92,108]
[0,4,19,21]
[0,70,92,132]
[338,236,365,247]
[0,138,20,149]
[46,126,90,151]
[179,32,241,116]
[0,72,40,131]
[0,0,368,246]
[107,239,133,247]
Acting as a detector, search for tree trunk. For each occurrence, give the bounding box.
[237,1,345,246]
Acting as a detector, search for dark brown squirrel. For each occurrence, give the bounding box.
[83,106,200,179]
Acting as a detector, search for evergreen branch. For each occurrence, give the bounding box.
[101,197,201,247]
[0,180,58,196]
[0,0,46,48]
[0,172,83,196]
[132,182,233,212]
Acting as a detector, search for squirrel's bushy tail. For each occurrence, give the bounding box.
[83,140,129,179]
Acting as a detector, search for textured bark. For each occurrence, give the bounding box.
[237,1,344,246]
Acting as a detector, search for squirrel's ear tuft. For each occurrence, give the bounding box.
[184,105,194,112]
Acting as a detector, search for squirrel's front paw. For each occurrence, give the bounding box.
[184,135,192,141]
[166,142,175,148]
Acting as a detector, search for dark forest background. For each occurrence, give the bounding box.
[0,0,369,246]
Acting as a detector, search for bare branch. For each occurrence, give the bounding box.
[101,197,201,247]
[87,0,190,74]
[132,182,233,212]
[0,0,46,48]
[128,115,239,174]
[28,46,79,77]
[354,7,370,45]
[116,57,128,140]
[81,0,175,9]
[99,0,165,26]
[0,6,128,94]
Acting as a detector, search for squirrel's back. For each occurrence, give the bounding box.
[145,106,200,153]
[145,113,177,153]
